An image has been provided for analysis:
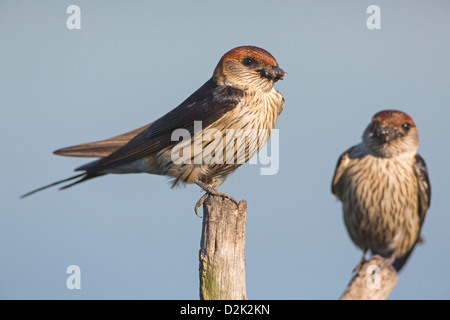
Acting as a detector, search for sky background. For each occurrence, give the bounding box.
[1,1,449,300]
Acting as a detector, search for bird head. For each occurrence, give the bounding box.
[362,110,420,157]
[213,46,285,92]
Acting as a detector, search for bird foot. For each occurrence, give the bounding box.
[364,253,396,270]
[194,182,239,217]
[194,193,209,218]
[353,251,368,274]
[381,252,397,269]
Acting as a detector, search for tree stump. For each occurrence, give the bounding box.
[199,195,247,300]
[340,255,399,300]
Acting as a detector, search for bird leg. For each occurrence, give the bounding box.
[194,181,239,217]
[382,252,398,269]
[353,250,368,273]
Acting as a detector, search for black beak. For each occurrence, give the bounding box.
[375,125,398,142]
[259,65,285,82]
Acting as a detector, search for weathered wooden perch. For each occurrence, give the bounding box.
[199,195,248,300]
[340,255,399,300]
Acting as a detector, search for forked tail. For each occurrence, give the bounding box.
[20,173,101,198]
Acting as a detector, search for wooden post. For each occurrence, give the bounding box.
[340,255,398,300]
[199,196,248,300]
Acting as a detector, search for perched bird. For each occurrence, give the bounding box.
[331,110,430,272]
[22,46,285,216]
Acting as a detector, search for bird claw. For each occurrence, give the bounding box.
[194,183,239,217]
[353,251,368,273]
[215,191,239,207]
[381,252,397,269]
[353,261,365,274]
[194,193,209,218]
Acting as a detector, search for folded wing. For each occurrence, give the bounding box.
[76,78,244,173]
[54,123,153,158]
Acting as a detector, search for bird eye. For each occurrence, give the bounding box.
[402,123,412,131]
[242,57,254,66]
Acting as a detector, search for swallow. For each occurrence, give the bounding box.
[332,110,431,271]
[22,46,285,216]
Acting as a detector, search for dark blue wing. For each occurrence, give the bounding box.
[392,153,431,272]
[414,154,431,226]
[76,78,244,173]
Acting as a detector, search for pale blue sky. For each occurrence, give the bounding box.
[1,1,449,299]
